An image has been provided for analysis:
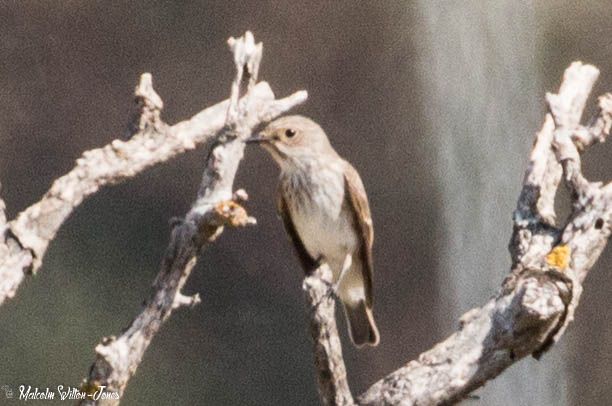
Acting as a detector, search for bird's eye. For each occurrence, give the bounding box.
[285,129,296,138]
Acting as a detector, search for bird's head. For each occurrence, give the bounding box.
[246,115,336,170]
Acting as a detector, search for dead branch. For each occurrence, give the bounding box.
[304,265,355,406]
[0,35,306,307]
[3,29,611,406]
[76,31,306,405]
[305,62,612,406]
[0,31,307,404]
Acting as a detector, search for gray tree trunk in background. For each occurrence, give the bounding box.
[414,2,570,405]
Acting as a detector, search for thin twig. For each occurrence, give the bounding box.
[76,31,306,405]
[303,62,612,406]
[0,43,305,308]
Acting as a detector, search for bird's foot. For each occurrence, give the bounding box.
[308,256,337,300]
[323,284,338,302]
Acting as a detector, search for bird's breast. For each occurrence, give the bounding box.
[281,165,357,272]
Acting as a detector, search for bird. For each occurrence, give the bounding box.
[247,115,379,347]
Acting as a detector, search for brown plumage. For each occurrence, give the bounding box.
[248,115,379,347]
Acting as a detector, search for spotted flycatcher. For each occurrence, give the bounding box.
[247,115,379,347]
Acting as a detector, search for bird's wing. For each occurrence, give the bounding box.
[276,188,318,272]
[343,162,374,307]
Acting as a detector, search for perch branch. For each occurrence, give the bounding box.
[303,265,355,406]
[0,36,305,307]
[304,62,612,406]
[73,32,305,405]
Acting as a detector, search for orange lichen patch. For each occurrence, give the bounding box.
[215,200,251,227]
[546,245,571,269]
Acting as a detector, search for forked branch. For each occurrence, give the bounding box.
[2,31,611,406]
[305,62,612,406]
[75,32,307,405]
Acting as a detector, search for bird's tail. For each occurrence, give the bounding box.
[342,300,380,347]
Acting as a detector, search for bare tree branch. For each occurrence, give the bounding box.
[304,266,355,406]
[305,62,612,406]
[0,36,306,307]
[4,26,611,406]
[74,32,307,405]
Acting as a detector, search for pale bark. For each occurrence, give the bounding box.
[1,32,610,406]
[0,35,305,306]
[305,62,612,406]
[304,266,355,406]
[76,32,307,405]
[0,32,306,404]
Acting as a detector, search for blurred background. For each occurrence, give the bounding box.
[1,1,612,405]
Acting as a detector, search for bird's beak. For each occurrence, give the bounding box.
[245,132,268,144]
